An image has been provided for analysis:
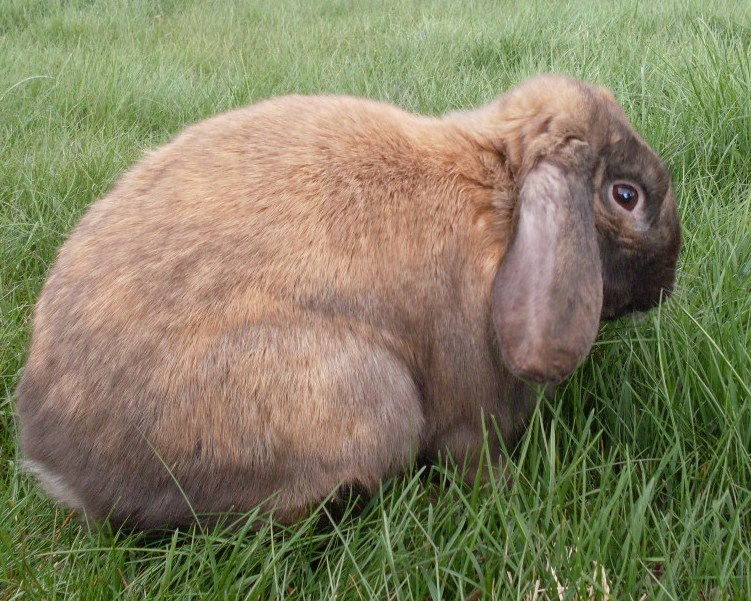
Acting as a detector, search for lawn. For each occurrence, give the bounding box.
[1,0,750,598]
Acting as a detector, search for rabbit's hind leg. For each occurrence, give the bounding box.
[160,317,426,524]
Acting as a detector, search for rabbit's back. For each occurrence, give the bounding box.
[41,96,455,319]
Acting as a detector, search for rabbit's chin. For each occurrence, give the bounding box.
[604,310,649,323]
[600,305,635,321]
[600,295,669,322]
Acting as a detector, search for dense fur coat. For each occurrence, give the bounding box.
[16,76,681,529]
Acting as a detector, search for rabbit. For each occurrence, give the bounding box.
[15,75,681,530]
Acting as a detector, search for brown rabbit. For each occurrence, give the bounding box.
[16,75,680,529]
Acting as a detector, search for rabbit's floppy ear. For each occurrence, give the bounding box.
[493,160,603,384]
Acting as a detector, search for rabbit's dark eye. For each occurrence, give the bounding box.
[611,183,639,211]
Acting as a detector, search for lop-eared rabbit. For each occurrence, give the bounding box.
[16,76,680,529]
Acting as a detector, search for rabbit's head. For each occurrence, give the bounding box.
[484,76,681,384]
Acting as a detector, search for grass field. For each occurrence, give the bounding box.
[2,0,751,598]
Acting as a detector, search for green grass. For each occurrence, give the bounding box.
[2,0,751,598]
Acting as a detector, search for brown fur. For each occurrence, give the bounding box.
[15,76,680,529]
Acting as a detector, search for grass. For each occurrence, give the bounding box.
[1,0,750,598]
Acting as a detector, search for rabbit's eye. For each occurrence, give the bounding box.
[611,182,639,211]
